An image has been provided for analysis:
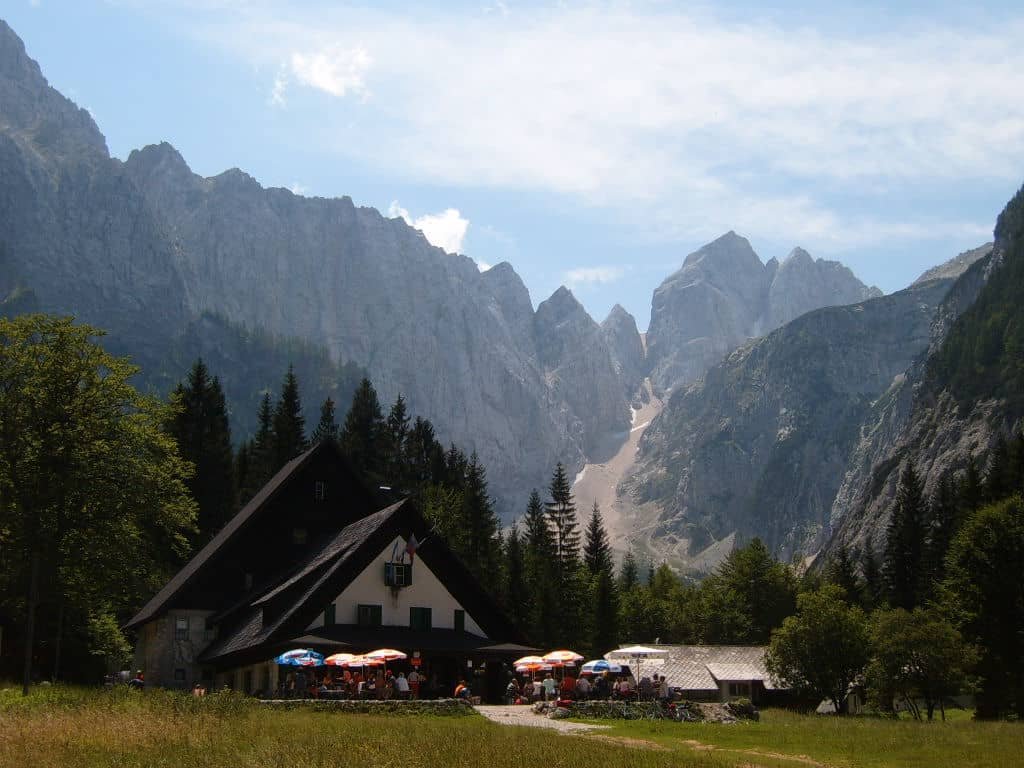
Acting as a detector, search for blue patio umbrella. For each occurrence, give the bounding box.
[581,659,622,675]
[274,648,324,667]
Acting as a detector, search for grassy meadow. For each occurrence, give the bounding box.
[2,686,1023,768]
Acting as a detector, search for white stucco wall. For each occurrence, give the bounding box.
[305,536,486,637]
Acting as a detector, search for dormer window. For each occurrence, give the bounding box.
[314,481,327,501]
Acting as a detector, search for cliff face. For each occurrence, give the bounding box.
[534,287,631,454]
[629,278,955,564]
[827,226,1017,559]
[601,304,646,400]
[0,21,640,514]
[645,233,881,393]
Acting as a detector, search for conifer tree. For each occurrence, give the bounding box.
[922,473,958,589]
[384,395,411,487]
[984,434,1012,502]
[240,392,275,503]
[582,502,618,655]
[861,535,883,609]
[272,365,307,467]
[824,544,863,606]
[167,359,237,543]
[545,462,580,570]
[502,524,529,632]
[618,549,639,592]
[311,396,339,444]
[590,568,619,657]
[460,452,501,579]
[523,489,558,646]
[959,456,984,515]
[339,377,385,486]
[1011,430,1024,494]
[584,502,614,576]
[884,462,926,609]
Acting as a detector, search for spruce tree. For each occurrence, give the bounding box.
[523,489,558,646]
[584,502,614,576]
[861,535,883,610]
[959,456,984,515]
[311,396,339,444]
[545,462,580,570]
[339,377,386,486]
[590,568,619,657]
[272,365,307,467]
[460,452,501,580]
[1010,430,1024,494]
[582,501,618,655]
[166,359,237,543]
[922,472,958,590]
[384,395,411,487]
[884,462,926,610]
[405,416,443,491]
[618,549,639,592]
[502,525,529,632]
[240,392,275,503]
[984,434,1012,502]
[824,544,863,606]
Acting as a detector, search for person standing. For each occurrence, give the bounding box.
[542,672,556,702]
[408,668,421,699]
[395,671,411,700]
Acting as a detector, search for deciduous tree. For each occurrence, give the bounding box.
[766,585,871,714]
[0,315,195,694]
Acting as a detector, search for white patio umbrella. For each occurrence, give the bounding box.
[605,646,667,699]
[364,648,408,662]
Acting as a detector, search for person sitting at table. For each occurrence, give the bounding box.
[560,671,576,700]
[575,675,591,701]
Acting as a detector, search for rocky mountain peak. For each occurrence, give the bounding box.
[125,142,196,186]
[0,19,106,157]
[538,285,585,319]
[647,234,881,392]
[603,303,633,325]
[601,304,645,397]
[782,246,814,267]
[481,261,535,345]
[913,243,993,285]
[681,230,762,276]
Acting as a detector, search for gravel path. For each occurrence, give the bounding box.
[474,705,609,733]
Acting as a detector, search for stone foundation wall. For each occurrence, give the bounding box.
[259,698,474,716]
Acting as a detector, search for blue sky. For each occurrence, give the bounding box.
[6,1,1024,329]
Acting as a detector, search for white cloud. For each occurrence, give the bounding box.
[388,201,470,256]
[564,266,626,287]
[179,5,1024,250]
[289,45,371,99]
[269,70,288,107]
[288,182,308,196]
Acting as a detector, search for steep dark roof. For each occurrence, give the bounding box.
[252,503,402,606]
[197,498,524,667]
[127,440,375,630]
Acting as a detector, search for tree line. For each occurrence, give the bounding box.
[773,434,1024,720]
[4,313,1023,721]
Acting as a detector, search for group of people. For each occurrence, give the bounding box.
[278,667,429,700]
[506,672,674,704]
